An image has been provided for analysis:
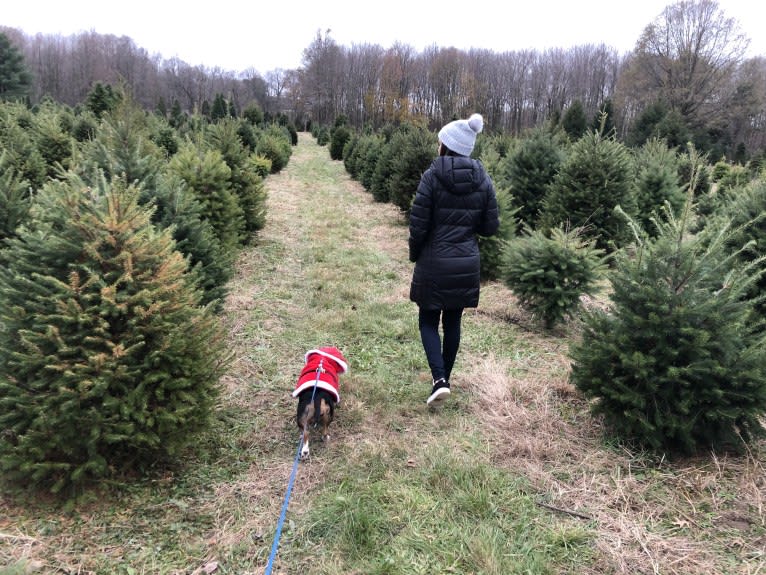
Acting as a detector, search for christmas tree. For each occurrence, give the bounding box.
[570,163,766,454]
[0,174,229,493]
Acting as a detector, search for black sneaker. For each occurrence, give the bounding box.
[427,378,450,406]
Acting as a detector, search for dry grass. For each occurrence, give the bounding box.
[459,300,766,574]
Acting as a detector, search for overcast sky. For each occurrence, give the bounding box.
[2,1,764,75]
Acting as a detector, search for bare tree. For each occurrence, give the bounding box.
[462,49,495,130]
[378,42,417,126]
[342,42,384,128]
[427,47,464,125]
[265,68,287,102]
[301,29,344,126]
[496,49,536,134]
[726,56,766,155]
[625,0,749,130]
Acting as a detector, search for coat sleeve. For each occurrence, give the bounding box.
[477,176,500,237]
[408,172,434,262]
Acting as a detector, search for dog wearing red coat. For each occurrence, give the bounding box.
[292,347,348,460]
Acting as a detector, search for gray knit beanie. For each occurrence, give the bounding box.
[438,113,484,156]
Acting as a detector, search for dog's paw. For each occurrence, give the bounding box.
[300,446,310,460]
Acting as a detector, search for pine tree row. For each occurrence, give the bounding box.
[331,119,766,455]
[0,88,294,493]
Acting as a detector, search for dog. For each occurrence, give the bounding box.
[292,347,348,460]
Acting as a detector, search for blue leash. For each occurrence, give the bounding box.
[263,432,303,575]
[264,360,324,575]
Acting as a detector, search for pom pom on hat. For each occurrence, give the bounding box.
[438,113,484,156]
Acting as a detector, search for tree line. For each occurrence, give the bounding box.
[2,1,766,159]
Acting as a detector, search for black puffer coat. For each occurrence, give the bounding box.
[409,155,499,310]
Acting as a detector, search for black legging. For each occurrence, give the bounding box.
[418,308,463,383]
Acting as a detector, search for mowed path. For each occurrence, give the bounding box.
[217,131,436,568]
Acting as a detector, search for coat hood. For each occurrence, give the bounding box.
[431,156,486,196]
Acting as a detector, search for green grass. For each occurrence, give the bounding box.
[1,133,764,574]
[294,443,589,575]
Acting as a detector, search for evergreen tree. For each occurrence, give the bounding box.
[369,133,397,203]
[242,102,264,126]
[32,102,76,177]
[168,143,244,259]
[330,125,351,161]
[205,119,267,239]
[478,186,517,280]
[71,112,99,142]
[0,103,47,189]
[632,138,686,236]
[236,120,258,151]
[78,98,164,189]
[502,128,564,229]
[0,151,31,241]
[385,124,434,213]
[255,125,292,173]
[502,224,607,329]
[85,82,123,119]
[342,133,360,174]
[211,93,229,121]
[0,174,228,492]
[285,122,298,146]
[360,135,384,191]
[200,100,211,118]
[718,179,766,322]
[147,173,234,311]
[540,130,636,253]
[316,125,330,146]
[591,99,616,136]
[345,133,383,185]
[570,170,766,454]
[151,126,179,157]
[627,101,692,150]
[170,99,185,129]
[155,96,168,119]
[561,100,588,140]
[0,33,31,102]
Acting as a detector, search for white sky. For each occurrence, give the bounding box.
[2,1,764,75]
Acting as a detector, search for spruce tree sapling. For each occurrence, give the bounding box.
[503,225,608,329]
[0,152,31,241]
[168,143,244,259]
[0,174,229,492]
[502,128,563,229]
[540,130,636,253]
[569,165,766,454]
[0,32,31,102]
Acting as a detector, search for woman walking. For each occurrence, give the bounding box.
[408,113,500,405]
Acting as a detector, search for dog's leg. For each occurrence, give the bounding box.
[300,431,310,460]
[300,410,312,460]
[319,398,333,443]
[298,402,312,460]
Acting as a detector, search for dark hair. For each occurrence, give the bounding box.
[439,143,463,157]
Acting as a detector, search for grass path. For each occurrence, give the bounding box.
[217,132,590,574]
[2,133,764,574]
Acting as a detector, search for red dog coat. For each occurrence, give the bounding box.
[292,347,348,404]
